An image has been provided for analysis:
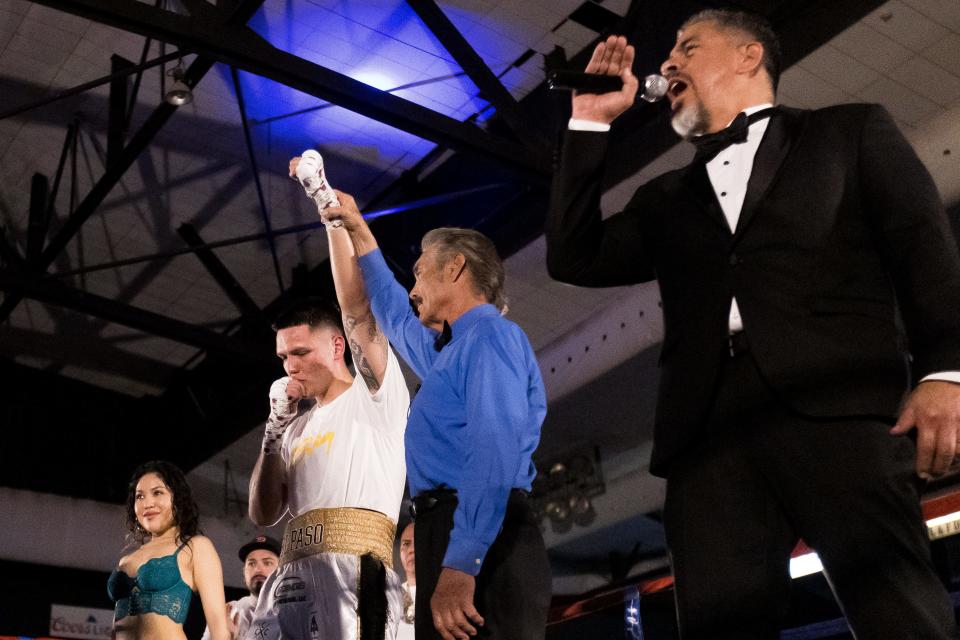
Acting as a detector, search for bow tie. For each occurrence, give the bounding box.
[691,107,777,164]
[433,320,452,352]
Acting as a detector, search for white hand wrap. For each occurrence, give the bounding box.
[296,149,342,228]
[262,377,300,455]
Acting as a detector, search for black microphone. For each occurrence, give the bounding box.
[547,71,668,103]
[547,70,621,93]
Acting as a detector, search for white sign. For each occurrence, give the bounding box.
[49,604,113,640]
[927,511,960,542]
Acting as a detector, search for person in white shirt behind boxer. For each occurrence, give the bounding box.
[243,150,410,640]
[201,535,279,640]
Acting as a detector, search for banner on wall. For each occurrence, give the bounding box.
[48,605,112,640]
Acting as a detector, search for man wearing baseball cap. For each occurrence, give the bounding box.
[202,535,280,639]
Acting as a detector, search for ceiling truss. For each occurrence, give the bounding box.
[1,0,553,364]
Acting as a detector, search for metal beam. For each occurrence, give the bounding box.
[26,174,48,265]
[0,325,178,386]
[108,55,134,166]
[39,61,213,268]
[249,71,469,127]
[0,228,25,270]
[50,183,512,278]
[43,121,79,249]
[177,0,222,21]
[30,0,549,176]
[230,66,283,292]
[126,1,164,129]
[405,0,545,148]
[0,269,272,365]
[0,0,267,326]
[0,51,184,122]
[177,223,263,318]
[37,0,266,268]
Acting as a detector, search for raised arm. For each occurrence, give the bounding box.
[546,35,656,287]
[324,190,439,378]
[571,35,639,125]
[189,536,230,640]
[327,215,389,392]
[289,158,389,392]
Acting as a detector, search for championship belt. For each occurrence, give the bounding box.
[280,507,396,569]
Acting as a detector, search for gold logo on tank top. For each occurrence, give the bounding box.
[290,431,335,464]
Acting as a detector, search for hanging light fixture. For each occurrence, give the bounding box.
[165,60,193,106]
[531,447,605,534]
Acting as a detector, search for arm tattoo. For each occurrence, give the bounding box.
[367,316,384,344]
[343,314,358,336]
[350,337,381,393]
[343,309,387,393]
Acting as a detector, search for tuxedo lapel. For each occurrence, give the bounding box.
[680,161,730,234]
[733,108,803,242]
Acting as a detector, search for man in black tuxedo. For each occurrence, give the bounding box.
[547,9,960,639]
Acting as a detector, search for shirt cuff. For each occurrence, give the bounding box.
[568,118,611,132]
[442,535,489,576]
[920,371,960,384]
[357,248,393,292]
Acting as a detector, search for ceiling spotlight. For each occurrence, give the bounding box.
[165,63,193,106]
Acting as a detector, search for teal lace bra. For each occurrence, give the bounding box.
[107,544,192,624]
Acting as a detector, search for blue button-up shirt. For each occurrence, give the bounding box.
[359,249,546,575]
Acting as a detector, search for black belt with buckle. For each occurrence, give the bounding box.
[728,331,749,358]
[409,488,528,519]
[410,488,455,519]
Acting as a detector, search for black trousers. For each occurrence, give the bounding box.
[663,345,958,639]
[413,489,551,640]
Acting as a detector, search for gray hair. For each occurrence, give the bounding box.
[421,227,508,313]
[683,9,782,93]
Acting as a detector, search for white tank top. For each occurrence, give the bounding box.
[281,348,409,522]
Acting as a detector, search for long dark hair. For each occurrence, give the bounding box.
[125,460,201,545]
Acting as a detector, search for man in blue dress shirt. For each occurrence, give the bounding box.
[321,190,552,640]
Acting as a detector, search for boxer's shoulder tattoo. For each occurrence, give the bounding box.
[367,316,384,344]
[349,336,380,392]
[344,308,386,393]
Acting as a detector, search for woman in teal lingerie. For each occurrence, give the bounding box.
[108,460,231,639]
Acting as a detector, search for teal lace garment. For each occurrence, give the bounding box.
[107,544,192,624]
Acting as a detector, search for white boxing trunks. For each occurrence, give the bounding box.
[244,508,403,640]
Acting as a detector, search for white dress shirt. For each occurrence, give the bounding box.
[703,103,773,333]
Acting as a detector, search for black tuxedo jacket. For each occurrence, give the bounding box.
[547,104,960,476]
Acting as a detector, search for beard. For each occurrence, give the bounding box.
[670,97,711,140]
[249,575,266,596]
